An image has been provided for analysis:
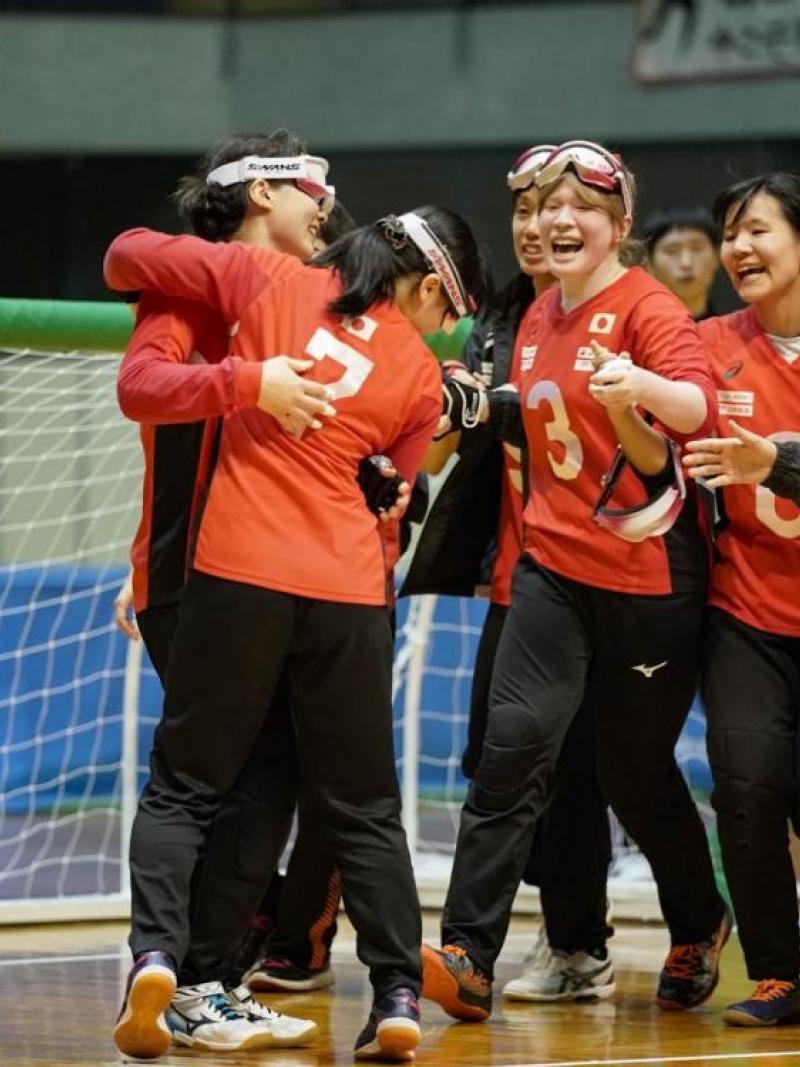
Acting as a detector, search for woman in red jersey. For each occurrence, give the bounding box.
[104,207,490,1062]
[405,144,615,1003]
[422,140,730,1023]
[683,173,800,1027]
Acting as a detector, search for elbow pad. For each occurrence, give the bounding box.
[487,385,525,447]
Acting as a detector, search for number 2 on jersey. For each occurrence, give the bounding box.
[305,327,374,400]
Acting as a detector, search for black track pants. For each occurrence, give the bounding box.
[129,570,421,996]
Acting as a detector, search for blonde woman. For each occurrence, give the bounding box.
[422,140,730,1022]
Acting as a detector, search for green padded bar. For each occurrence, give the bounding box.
[0,298,134,353]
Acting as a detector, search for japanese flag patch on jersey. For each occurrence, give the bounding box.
[343,315,378,342]
[588,312,616,335]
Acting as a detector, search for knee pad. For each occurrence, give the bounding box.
[713,775,792,848]
[472,704,553,814]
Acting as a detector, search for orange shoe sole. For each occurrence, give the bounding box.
[114,967,176,1059]
[377,1018,420,1057]
[420,945,490,1022]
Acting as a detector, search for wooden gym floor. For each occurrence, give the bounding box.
[1,914,799,1067]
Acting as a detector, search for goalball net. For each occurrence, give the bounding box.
[0,298,151,921]
[0,296,716,925]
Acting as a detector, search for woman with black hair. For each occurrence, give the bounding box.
[111,128,340,1056]
[683,172,800,1027]
[105,206,490,1061]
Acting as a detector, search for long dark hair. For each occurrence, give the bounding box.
[712,172,800,236]
[314,205,492,318]
[174,128,307,241]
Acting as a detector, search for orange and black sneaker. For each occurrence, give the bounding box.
[723,979,800,1027]
[421,944,492,1021]
[656,907,733,1010]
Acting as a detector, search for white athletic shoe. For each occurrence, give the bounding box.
[503,926,615,1002]
[165,981,274,1051]
[226,984,318,1046]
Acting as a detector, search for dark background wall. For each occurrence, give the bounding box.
[4,137,799,312]
[4,2,800,313]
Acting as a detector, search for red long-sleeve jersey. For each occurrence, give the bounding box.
[700,307,800,636]
[106,229,442,605]
[517,268,716,596]
[125,293,230,613]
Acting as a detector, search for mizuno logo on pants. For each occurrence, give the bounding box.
[631,661,668,679]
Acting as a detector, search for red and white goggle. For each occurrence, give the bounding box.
[506,143,558,191]
[207,154,335,213]
[535,140,633,216]
[393,211,476,319]
[592,437,686,543]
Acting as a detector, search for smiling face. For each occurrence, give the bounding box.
[262,180,325,261]
[512,186,551,278]
[538,173,628,283]
[720,191,800,309]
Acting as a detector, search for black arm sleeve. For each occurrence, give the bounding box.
[486,387,525,447]
[763,441,800,506]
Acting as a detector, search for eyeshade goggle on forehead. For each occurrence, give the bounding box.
[207,154,336,213]
[380,212,476,319]
[534,140,634,217]
[506,144,558,191]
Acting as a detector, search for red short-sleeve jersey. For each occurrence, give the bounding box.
[517,268,715,596]
[106,229,442,606]
[699,307,800,636]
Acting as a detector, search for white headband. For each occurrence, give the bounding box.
[207,154,335,212]
[397,211,472,318]
[207,154,329,186]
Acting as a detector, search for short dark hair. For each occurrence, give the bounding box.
[319,200,356,247]
[711,172,800,237]
[641,205,719,253]
[174,128,307,242]
[313,205,493,319]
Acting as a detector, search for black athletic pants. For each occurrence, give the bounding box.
[464,600,612,954]
[704,606,800,981]
[138,601,340,982]
[129,569,421,996]
[442,556,725,977]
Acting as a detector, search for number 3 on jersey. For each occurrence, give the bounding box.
[755,430,800,539]
[305,327,374,400]
[526,380,583,481]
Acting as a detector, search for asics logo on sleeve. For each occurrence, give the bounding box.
[631,661,668,678]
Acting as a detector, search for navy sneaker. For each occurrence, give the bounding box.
[245,955,334,993]
[724,980,800,1026]
[113,950,177,1059]
[657,907,733,1011]
[354,986,420,1061]
[421,943,492,1021]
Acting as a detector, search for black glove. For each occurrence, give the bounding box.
[441,377,484,434]
[357,455,405,515]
